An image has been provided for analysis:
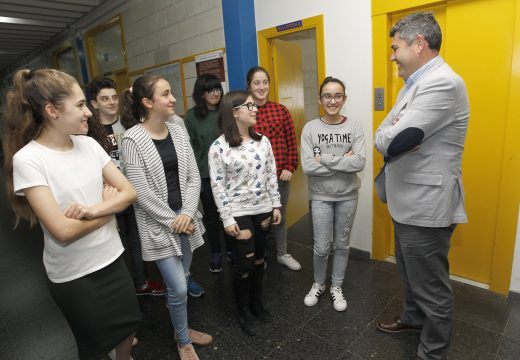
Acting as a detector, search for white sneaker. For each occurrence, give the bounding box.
[304,283,326,306]
[277,254,302,270]
[330,286,347,312]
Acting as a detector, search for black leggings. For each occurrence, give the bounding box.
[225,211,273,277]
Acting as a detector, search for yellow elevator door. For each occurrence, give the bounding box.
[271,39,309,227]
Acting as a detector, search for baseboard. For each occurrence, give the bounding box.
[349,247,371,262]
[509,290,520,302]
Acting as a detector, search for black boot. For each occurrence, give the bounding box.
[233,275,256,336]
[249,263,272,322]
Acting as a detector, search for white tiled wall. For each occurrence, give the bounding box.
[122,0,225,72]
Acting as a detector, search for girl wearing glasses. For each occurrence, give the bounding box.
[184,74,228,274]
[120,75,213,360]
[246,66,301,271]
[208,91,281,336]
[301,76,366,312]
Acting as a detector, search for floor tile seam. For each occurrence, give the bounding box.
[454,291,511,307]
[286,239,313,250]
[499,332,520,343]
[344,321,380,359]
[452,316,505,337]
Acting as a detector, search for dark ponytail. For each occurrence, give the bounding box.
[120,75,163,129]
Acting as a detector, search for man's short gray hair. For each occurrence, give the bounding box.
[389,12,442,51]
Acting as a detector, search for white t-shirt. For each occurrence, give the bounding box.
[13,135,124,283]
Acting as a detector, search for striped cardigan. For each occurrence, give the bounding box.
[121,122,204,261]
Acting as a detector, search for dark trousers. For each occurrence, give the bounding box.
[200,178,227,254]
[117,205,147,288]
[393,220,456,360]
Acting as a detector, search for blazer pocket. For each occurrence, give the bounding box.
[403,173,443,186]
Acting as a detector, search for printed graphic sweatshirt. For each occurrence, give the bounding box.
[301,117,366,201]
[208,135,281,227]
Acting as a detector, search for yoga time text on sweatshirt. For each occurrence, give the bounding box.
[301,117,366,201]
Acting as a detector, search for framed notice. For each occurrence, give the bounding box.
[195,50,226,81]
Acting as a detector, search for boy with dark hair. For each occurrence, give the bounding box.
[86,78,165,297]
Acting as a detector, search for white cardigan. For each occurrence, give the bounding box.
[121,122,204,261]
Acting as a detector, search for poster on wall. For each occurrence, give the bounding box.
[144,62,186,116]
[195,50,228,93]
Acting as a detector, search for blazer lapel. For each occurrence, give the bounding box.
[391,56,446,116]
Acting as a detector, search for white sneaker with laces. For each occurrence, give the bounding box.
[304,283,326,306]
[330,286,347,312]
[277,254,302,270]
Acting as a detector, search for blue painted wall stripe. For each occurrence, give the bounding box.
[222,0,258,91]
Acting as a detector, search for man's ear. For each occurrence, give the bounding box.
[416,35,427,51]
[90,99,99,110]
[43,103,58,120]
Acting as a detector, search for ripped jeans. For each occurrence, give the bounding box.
[225,211,273,277]
[311,199,358,288]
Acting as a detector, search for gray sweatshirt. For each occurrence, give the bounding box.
[301,117,366,201]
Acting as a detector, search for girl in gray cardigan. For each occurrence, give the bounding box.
[120,75,212,360]
[301,77,366,312]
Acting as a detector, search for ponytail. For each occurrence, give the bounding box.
[120,75,163,129]
[2,68,77,227]
[119,88,140,129]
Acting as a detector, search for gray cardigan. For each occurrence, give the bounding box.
[121,122,204,261]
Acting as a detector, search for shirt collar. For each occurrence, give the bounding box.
[405,55,439,90]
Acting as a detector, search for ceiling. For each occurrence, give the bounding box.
[0,0,108,74]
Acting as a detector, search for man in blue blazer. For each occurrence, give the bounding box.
[374,12,469,360]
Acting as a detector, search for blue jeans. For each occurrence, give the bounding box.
[311,199,357,287]
[155,233,193,345]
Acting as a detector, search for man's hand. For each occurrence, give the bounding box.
[314,154,321,163]
[344,150,353,157]
[279,169,293,182]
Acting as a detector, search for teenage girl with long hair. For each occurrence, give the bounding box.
[246,66,301,271]
[184,74,227,273]
[119,74,212,360]
[208,90,281,336]
[3,68,141,360]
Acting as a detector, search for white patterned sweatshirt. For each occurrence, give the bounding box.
[208,134,281,228]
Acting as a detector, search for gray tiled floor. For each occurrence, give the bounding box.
[1,176,519,359]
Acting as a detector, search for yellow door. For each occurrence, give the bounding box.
[372,0,519,291]
[271,39,309,227]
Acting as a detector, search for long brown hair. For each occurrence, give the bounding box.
[218,90,261,147]
[2,68,77,227]
[120,74,163,129]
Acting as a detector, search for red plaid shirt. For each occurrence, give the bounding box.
[254,101,298,177]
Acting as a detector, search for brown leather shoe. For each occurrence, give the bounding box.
[376,316,422,333]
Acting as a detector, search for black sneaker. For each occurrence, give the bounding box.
[209,252,222,273]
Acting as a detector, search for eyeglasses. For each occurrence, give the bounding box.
[233,102,258,111]
[206,88,223,95]
[320,93,346,102]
